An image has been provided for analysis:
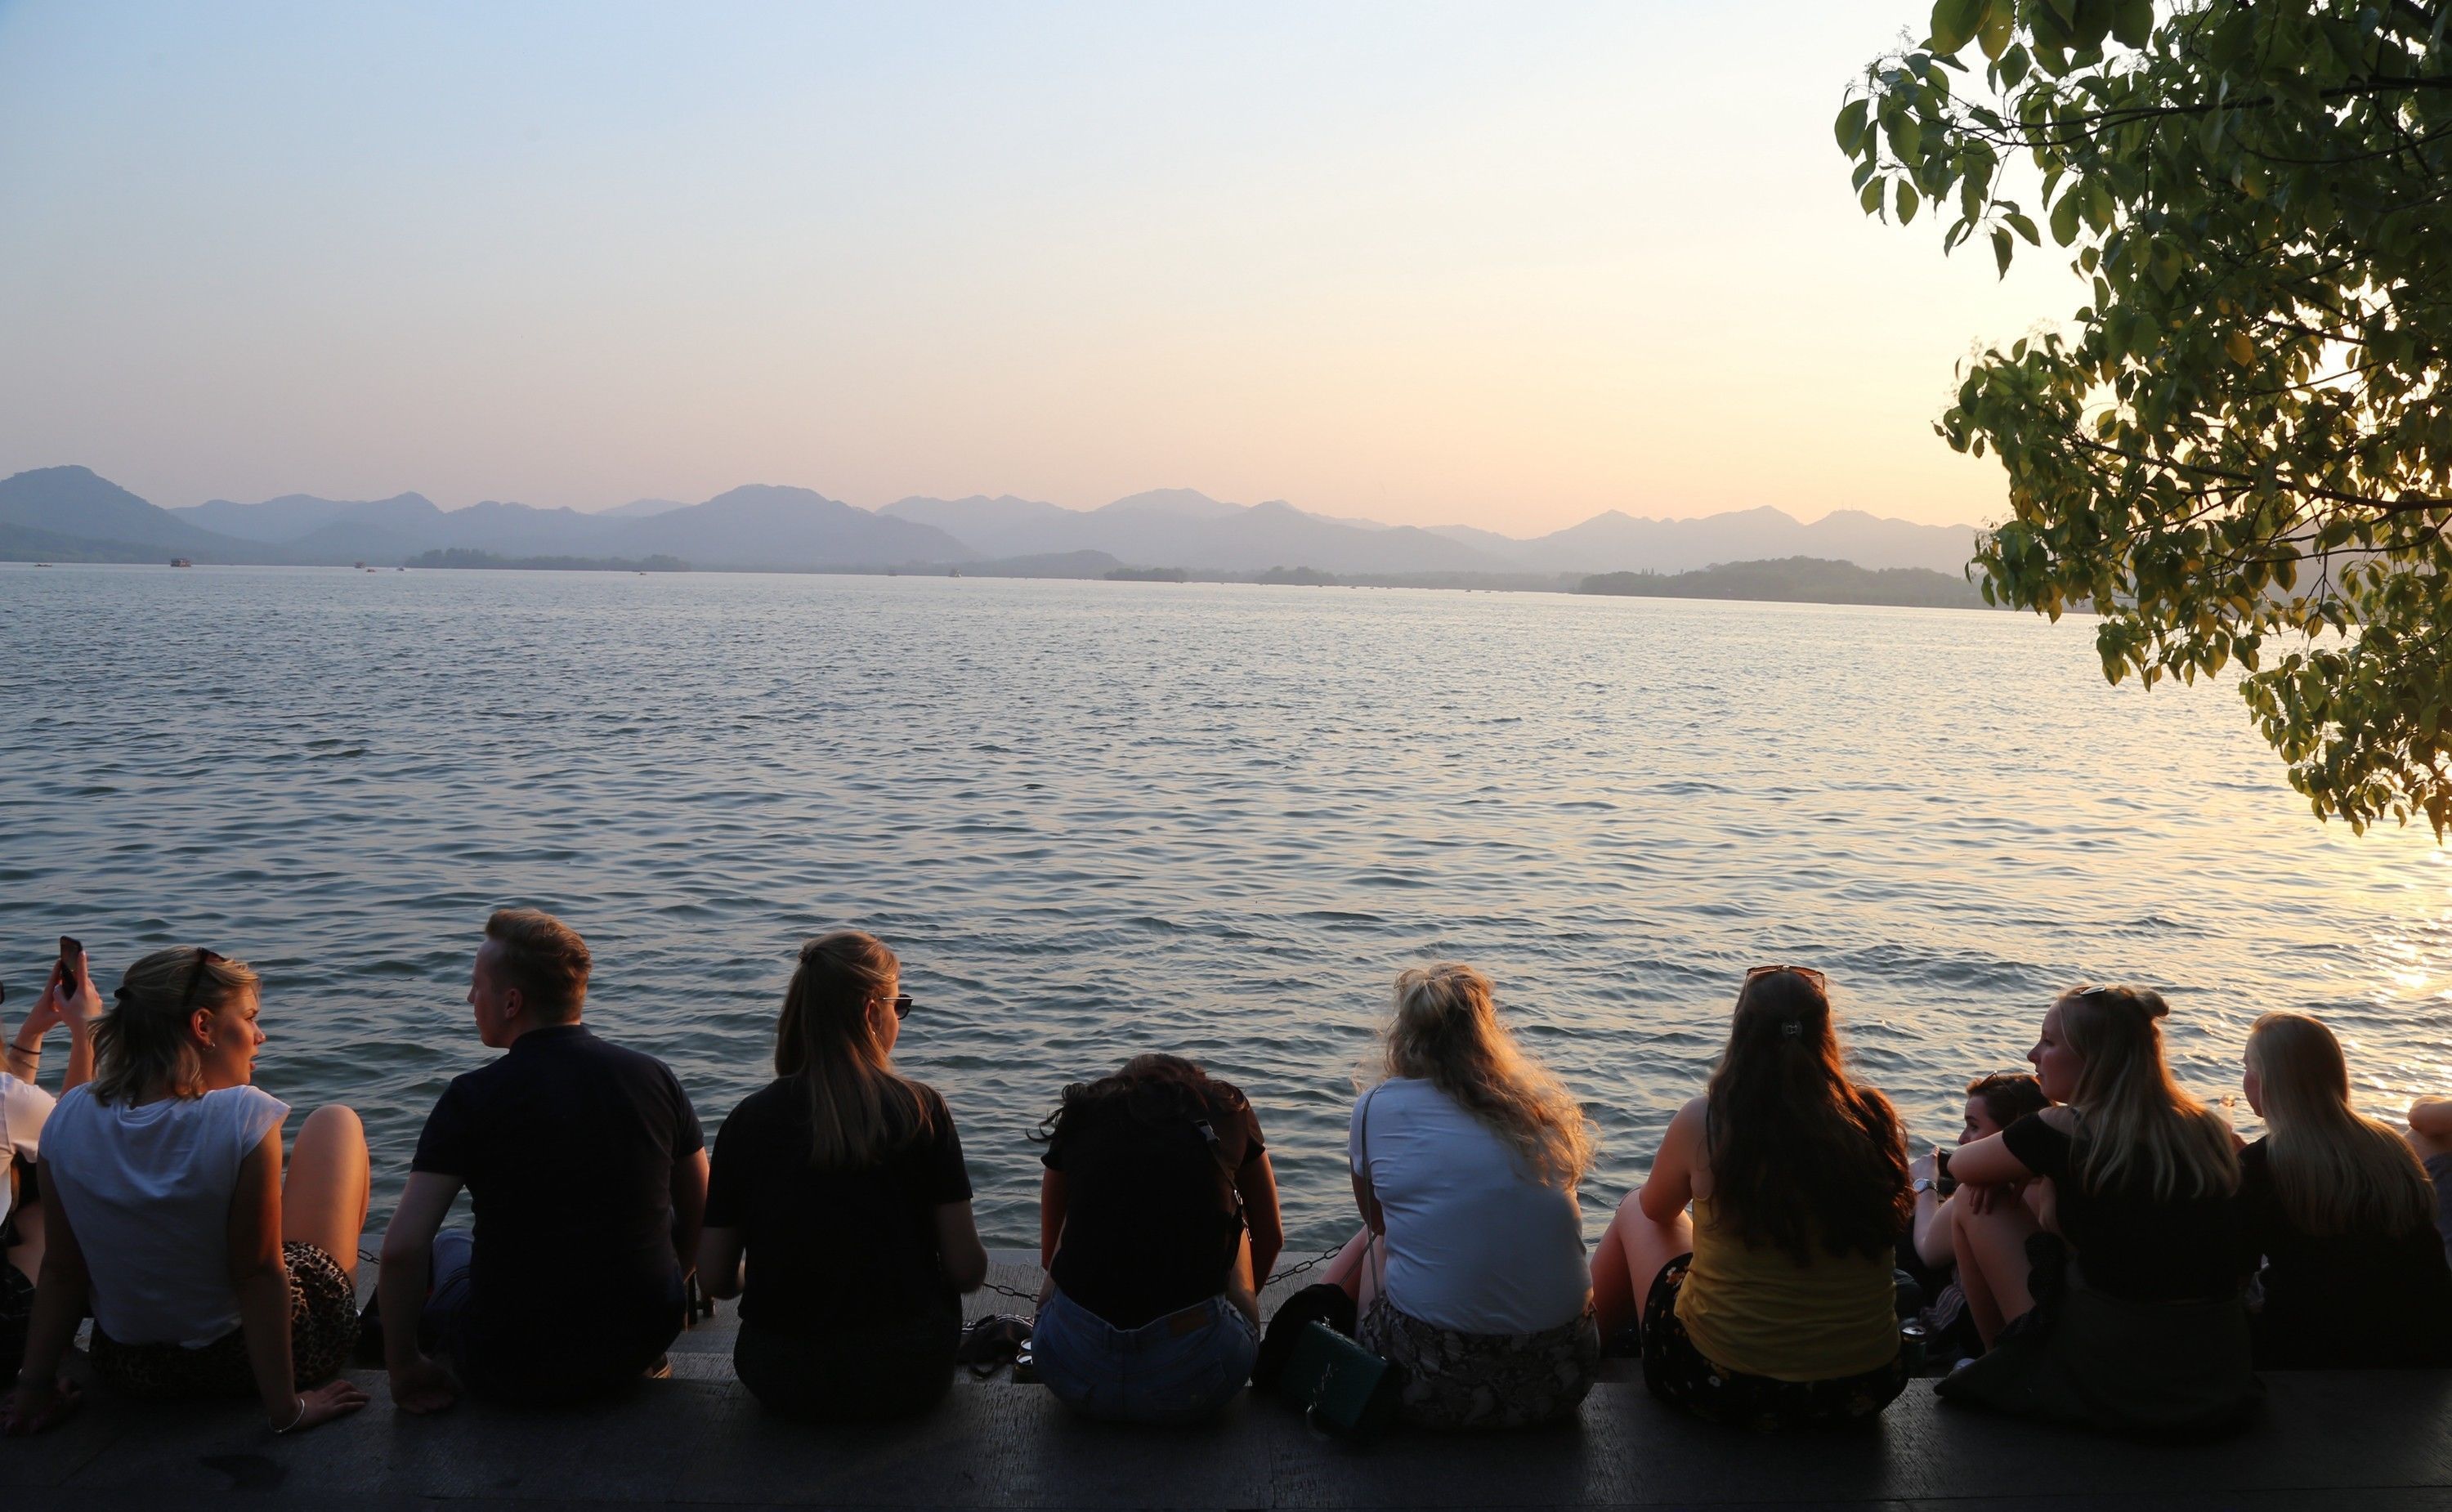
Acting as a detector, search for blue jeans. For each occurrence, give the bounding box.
[1031,1286,1259,1425]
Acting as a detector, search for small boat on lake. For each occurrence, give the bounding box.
[169,557,192,567]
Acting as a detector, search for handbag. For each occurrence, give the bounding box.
[1279,1320,1402,1440]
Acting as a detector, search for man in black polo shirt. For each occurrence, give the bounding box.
[378,908,707,1409]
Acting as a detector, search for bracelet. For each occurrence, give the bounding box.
[3,1040,34,1060]
[272,1394,307,1434]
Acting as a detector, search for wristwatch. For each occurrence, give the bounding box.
[1912,1176,1937,1194]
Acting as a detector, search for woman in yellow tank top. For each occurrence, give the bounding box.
[1591,967,1913,1429]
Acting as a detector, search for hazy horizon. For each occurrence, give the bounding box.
[0,2,2065,533]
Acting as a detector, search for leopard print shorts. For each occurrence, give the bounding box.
[90,1241,356,1400]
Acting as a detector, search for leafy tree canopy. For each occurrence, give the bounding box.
[1840,0,2452,832]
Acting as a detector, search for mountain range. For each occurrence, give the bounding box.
[0,465,1984,578]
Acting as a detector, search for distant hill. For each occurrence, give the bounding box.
[5,465,1988,580]
[406,548,690,571]
[1580,557,1989,610]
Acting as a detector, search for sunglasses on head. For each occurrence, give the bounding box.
[1745,964,1827,990]
[182,947,229,1009]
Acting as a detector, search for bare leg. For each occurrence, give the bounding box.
[1322,1225,1385,1312]
[1224,1231,1259,1326]
[1950,1192,2040,1348]
[283,1105,371,1285]
[2409,1125,2452,1163]
[1594,1186,1692,1341]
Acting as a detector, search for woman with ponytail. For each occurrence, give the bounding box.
[2238,1012,2452,1367]
[1327,962,1601,1429]
[2,946,369,1437]
[1938,985,2256,1434]
[695,932,987,1422]
[1592,967,1911,1429]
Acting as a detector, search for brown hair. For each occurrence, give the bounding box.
[1967,1071,2049,1130]
[1371,963,1593,1189]
[2055,985,2238,1200]
[92,946,260,1106]
[775,931,933,1167]
[484,908,591,1023]
[2245,1011,2433,1237]
[1703,968,1910,1262]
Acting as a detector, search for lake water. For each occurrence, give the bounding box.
[2,564,2446,1252]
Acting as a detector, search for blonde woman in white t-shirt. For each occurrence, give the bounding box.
[1,946,371,1437]
[1324,961,1600,1429]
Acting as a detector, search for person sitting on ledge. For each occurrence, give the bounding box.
[1902,1071,2050,1352]
[1030,1052,1282,1425]
[1936,985,2255,1435]
[2237,1012,2452,1368]
[1593,966,1912,1430]
[2,947,370,1437]
[2403,1094,2452,1266]
[1327,962,1600,1430]
[695,931,987,1422]
[2,955,99,1382]
[379,908,706,1411]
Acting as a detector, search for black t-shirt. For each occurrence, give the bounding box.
[703,1077,972,1338]
[412,1024,703,1370]
[2238,1137,2452,1367]
[2001,1111,2248,1303]
[1042,1080,1264,1329]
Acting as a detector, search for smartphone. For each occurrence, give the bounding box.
[1934,1147,1957,1196]
[57,936,83,990]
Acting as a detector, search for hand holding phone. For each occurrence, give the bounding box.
[1934,1147,1958,1197]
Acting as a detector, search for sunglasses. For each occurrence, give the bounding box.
[182,947,229,1009]
[888,993,914,1020]
[1745,964,1827,990]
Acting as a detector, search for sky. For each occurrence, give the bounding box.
[0,2,2076,535]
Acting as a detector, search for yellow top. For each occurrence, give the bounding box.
[1672,1193,1899,1382]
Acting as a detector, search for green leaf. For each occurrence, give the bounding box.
[1835,99,1870,154]
[1979,4,2016,60]
[1861,177,1886,215]
[2005,211,2041,244]
[2050,188,2083,246]
[1993,226,2015,275]
[1929,0,1987,56]
[1898,180,1922,224]
[2110,0,2154,48]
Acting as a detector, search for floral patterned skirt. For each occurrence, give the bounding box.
[1358,1294,1600,1429]
[1641,1253,1906,1430]
[90,1241,357,1401]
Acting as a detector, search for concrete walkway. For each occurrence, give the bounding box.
[10,1251,2452,1510]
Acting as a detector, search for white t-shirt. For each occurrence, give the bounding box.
[41,1084,290,1346]
[1,1071,57,1227]
[1347,1076,1590,1334]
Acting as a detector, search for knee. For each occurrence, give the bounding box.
[302,1104,367,1147]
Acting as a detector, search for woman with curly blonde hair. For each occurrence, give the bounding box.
[1325,962,1600,1429]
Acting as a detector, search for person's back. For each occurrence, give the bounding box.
[380,909,705,1411]
[418,1022,697,1386]
[2239,1013,2452,1368]
[1355,1076,1588,1335]
[1677,1190,1896,1383]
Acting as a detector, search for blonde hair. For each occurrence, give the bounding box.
[775,931,933,1167]
[92,946,260,1106]
[485,908,591,1022]
[2246,1011,2434,1237]
[2057,985,2238,1201]
[1371,962,1593,1188]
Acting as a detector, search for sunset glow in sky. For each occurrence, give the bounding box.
[0,2,2076,533]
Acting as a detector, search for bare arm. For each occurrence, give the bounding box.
[378,1170,463,1414]
[227,1127,302,1425]
[1946,1123,2043,1188]
[1639,1098,1706,1223]
[2411,1098,2452,1138]
[1349,1166,1385,1235]
[669,1147,709,1277]
[934,1201,988,1292]
[1039,1167,1067,1272]
[696,1225,744,1301]
[1237,1152,1284,1282]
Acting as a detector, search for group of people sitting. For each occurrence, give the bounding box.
[5,910,2452,1442]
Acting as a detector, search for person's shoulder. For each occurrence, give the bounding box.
[2238,1134,2271,1174]
[1,1070,57,1120]
[209,1084,289,1121]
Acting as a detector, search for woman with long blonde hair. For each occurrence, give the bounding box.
[2,946,369,1437]
[1324,962,1600,1429]
[2238,1012,2452,1367]
[695,932,987,1422]
[1938,985,2257,1433]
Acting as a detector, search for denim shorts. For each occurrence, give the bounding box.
[1030,1286,1259,1425]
